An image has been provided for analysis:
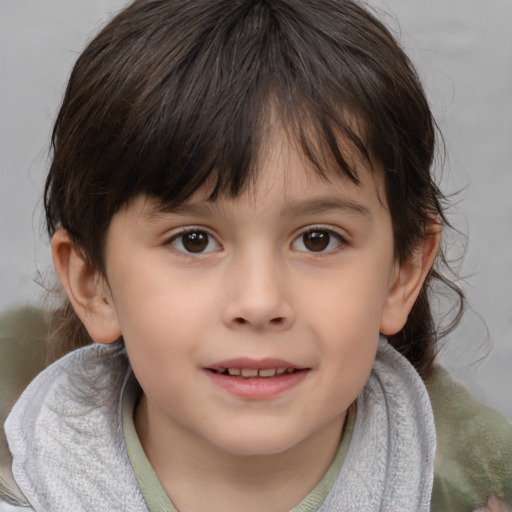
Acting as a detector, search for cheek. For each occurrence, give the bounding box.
[295,255,391,395]
[109,251,215,333]
[109,260,228,388]
[298,261,392,335]
[316,315,380,412]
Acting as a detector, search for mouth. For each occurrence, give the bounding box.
[208,367,299,378]
[204,359,309,398]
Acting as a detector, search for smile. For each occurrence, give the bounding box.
[205,359,309,399]
[211,368,297,378]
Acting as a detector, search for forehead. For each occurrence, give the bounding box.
[144,124,388,221]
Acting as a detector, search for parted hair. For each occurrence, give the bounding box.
[44,0,464,379]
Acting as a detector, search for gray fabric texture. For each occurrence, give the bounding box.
[4,338,435,511]
[318,339,436,511]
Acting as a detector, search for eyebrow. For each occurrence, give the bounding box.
[144,196,372,220]
[282,197,372,219]
[144,200,222,220]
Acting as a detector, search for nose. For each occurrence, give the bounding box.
[221,250,295,332]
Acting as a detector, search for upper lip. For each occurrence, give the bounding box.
[206,358,303,371]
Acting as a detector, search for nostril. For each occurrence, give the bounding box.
[235,318,246,324]
[270,317,284,325]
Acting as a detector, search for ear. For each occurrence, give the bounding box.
[51,228,122,344]
[380,223,441,335]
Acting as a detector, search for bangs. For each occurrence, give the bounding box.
[45,0,451,377]
[47,0,434,258]
[106,0,377,210]
[135,96,370,210]
[53,0,389,215]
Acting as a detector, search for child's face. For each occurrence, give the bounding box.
[98,127,409,457]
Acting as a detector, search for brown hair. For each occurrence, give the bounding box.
[44,0,464,379]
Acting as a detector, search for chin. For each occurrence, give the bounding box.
[210,428,304,457]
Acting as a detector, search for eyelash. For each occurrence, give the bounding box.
[167,228,221,255]
[166,226,348,255]
[291,226,347,254]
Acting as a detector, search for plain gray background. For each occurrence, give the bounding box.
[1,0,511,418]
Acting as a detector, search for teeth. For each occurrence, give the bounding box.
[258,368,277,378]
[241,368,259,378]
[216,367,296,378]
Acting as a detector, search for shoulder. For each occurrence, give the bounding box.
[0,307,50,512]
[1,307,134,511]
[426,366,512,511]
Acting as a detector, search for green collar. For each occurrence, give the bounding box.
[122,376,355,512]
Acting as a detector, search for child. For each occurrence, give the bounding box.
[1,0,511,510]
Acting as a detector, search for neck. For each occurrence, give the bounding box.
[135,395,346,512]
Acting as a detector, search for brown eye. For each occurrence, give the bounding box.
[292,228,344,253]
[182,232,208,252]
[171,230,220,254]
[302,230,330,251]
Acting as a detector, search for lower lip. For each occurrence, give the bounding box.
[205,370,309,399]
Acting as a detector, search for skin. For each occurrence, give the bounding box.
[52,126,439,512]
[475,496,511,512]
